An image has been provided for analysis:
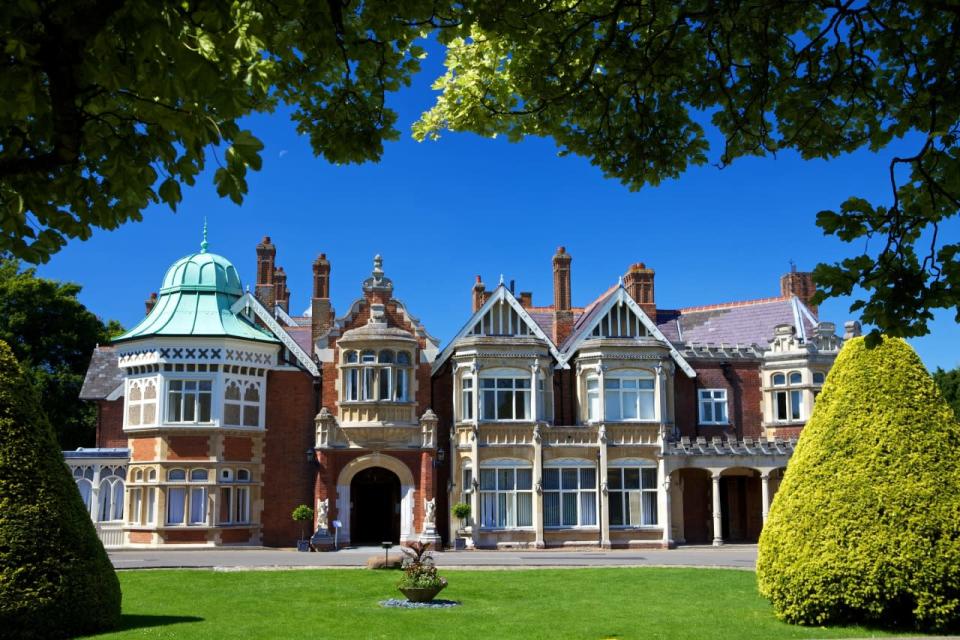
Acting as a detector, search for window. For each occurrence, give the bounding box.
[461,467,473,505]
[126,379,158,426]
[586,377,600,422]
[97,466,125,522]
[165,467,208,526]
[219,468,252,525]
[461,377,474,421]
[224,379,262,427]
[74,466,94,512]
[341,349,413,403]
[813,372,826,385]
[167,380,212,423]
[604,373,655,421]
[698,389,728,425]
[608,465,658,526]
[480,377,530,421]
[772,370,804,422]
[146,487,157,525]
[543,466,597,527]
[479,466,533,528]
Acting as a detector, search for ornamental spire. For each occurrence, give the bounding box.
[200,218,209,253]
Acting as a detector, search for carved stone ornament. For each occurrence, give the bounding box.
[317,498,329,530]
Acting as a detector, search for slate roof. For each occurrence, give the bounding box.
[79,346,123,400]
[283,325,314,354]
[655,296,816,349]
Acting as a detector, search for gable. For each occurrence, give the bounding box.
[560,287,696,378]
[431,285,562,374]
[230,293,319,376]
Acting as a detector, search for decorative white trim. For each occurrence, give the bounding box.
[479,457,532,468]
[273,305,299,327]
[560,287,696,378]
[544,457,595,468]
[432,285,562,375]
[231,293,319,376]
[608,457,658,467]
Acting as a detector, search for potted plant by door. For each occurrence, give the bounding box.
[451,502,471,550]
[397,542,447,602]
[291,504,314,552]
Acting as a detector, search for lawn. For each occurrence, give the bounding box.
[88,567,909,639]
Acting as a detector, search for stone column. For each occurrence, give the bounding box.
[530,360,539,421]
[761,471,771,524]
[711,471,724,546]
[91,464,102,521]
[597,362,606,421]
[469,425,480,536]
[599,427,611,548]
[659,461,673,548]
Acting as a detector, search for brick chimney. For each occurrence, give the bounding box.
[518,291,533,308]
[472,276,486,312]
[145,292,158,315]
[255,236,276,309]
[274,267,289,313]
[624,262,656,318]
[552,247,574,345]
[780,265,817,317]
[311,253,332,346]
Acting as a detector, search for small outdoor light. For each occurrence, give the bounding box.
[436,448,445,463]
[305,448,315,463]
[381,541,392,568]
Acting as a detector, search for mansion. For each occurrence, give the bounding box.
[71,237,855,549]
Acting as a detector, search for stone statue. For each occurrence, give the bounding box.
[424,498,436,526]
[317,498,329,531]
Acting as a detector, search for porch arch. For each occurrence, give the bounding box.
[336,453,416,545]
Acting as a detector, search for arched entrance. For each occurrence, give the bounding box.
[350,466,401,545]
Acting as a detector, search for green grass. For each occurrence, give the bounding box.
[87,568,915,639]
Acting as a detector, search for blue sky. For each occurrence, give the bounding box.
[36,43,959,371]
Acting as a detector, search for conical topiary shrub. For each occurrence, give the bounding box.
[0,340,121,637]
[757,336,960,631]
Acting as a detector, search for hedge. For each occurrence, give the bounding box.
[0,340,121,637]
[757,336,960,631]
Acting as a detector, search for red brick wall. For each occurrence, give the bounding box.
[129,437,159,462]
[128,531,152,544]
[167,435,210,460]
[261,370,316,547]
[222,436,254,461]
[96,399,126,448]
[221,528,254,544]
[163,530,208,544]
[675,360,763,439]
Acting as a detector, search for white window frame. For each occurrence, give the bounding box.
[478,464,534,529]
[126,377,159,427]
[603,372,656,422]
[772,370,804,422]
[461,376,475,421]
[341,349,413,404]
[698,388,729,425]
[166,378,214,424]
[608,463,659,528]
[543,463,598,528]
[586,376,601,422]
[165,467,209,526]
[479,376,531,421]
[218,468,252,525]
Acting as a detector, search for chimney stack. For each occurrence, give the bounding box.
[145,292,158,315]
[274,267,289,313]
[780,265,817,317]
[552,247,574,345]
[624,262,656,318]
[311,253,332,346]
[472,276,486,312]
[255,236,276,309]
[518,292,533,308]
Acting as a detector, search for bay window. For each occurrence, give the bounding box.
[480,377,530,421]
[479,466,533,528]
[219,468,252,525]
[341,349,413,403]
[603,372,655,421]
[608,465,658,526]
[167,379,213,423]
[127,378,158,427]
[543,466,597,528]
[224,379,262,427]
[586,377,600,422]
[461,377,474,421]
[166,467,208,526]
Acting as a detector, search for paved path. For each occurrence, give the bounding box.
[109,544,758,570]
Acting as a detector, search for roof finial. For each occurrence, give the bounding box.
[373,254,383,278]
[200,218,209,253]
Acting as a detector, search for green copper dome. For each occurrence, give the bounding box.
[160,251,243,296]
[114,234,277,344]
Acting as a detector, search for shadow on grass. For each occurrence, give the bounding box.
[114,614,203,632]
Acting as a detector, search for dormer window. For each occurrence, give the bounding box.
[604,373,655,421]
[341,348,413,403]
[480,377,531,421]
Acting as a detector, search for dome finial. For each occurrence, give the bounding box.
[200,218,209,253]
